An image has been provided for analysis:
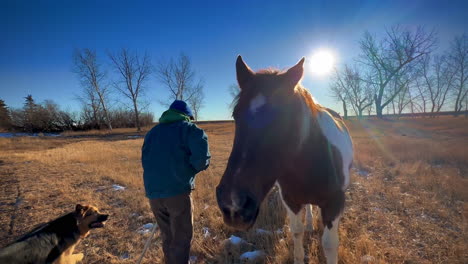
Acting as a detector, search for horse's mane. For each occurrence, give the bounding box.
[295,85,348,132]
[294,85,322,116]
[256,68,282,75]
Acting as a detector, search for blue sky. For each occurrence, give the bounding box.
[1,0,467,120]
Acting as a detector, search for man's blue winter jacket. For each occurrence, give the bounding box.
[142,109,211,199]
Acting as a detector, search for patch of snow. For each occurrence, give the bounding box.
[189,256,198,263]
[0,132,61,138]
[96,186,107,192]
[0,133,14,138]
[358,170,370,177]
[127,135,143,139]
[120,252,130,259]
[44,133,61,137]
[112,184,126,191]
[255,228,273,235]
[202,227,210,238]
[361,255,375,263]
[137,223,156,234]
[240,250,265,260]
[275,228,284,235]
[228,235,244,245]
[420,213,435,222]
[137,229,150,235]
[353,167,371,177]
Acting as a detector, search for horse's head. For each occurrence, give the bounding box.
[216,56,305,230]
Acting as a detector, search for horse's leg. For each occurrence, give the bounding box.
[321,214,341,264]
[286,206,305,264]
[305,204,313,232]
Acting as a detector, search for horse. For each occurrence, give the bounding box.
[216,56,353,264]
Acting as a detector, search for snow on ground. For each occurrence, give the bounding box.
[255,228,273,235]
[202,227,210,238]
[112,184,126,191]
[0,132,61,138]
[137,223,156,234]
[240,250,265,260]
[228,235,244,245]
[189,256,198,263]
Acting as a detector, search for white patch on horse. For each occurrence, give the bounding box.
[249,94,266,113]
[275,181,305,264]
[305,204,313,232]
[316,110,353,189]
[322,216,340,264]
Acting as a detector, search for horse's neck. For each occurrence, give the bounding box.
[296,96,321,149]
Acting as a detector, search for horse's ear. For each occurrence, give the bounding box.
[284,57,305,87]
[236,55,254,89]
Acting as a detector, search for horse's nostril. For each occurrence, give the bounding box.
[221,206,231,216]
[238,192,256,209]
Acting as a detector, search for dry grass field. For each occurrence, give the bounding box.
[0,117,467,264]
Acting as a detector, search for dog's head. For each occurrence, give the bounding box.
[74,204,109,235]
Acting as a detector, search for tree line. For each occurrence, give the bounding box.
[0,95,154,132]
[330,26,467,118]
[0,50,206,132]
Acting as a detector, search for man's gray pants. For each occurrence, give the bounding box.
[150,192,193,264]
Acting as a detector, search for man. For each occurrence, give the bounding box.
[142,100,211,264]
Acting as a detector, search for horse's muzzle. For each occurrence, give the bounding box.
[216,185,260,230]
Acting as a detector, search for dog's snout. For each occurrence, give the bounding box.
[98,214,109,221]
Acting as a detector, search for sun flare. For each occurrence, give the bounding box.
[309,49,335,76]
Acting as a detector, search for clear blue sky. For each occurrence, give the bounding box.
[1,0,467,120]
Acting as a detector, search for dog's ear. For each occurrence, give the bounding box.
[75,204,85,215]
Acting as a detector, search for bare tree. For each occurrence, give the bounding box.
[366,101,374,116]
[76,84,102,129]
[227,83,240,110]
[109,48,152,131]
[420,54,455,114]
[447,34,467,115]
[156,53,205,104]
[407,85,422,114]
[187,86,205,121]
[414,75,428,113]
[392,76,412,114]
[330,69,350,119]
[341,65,373,118]
[228,83,240,99]
[358,25,436,118]
[73,49,112,130]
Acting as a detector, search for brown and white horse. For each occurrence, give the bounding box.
[216,56,353,264]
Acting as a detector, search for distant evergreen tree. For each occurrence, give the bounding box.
[23,94,39,132]
[0,99,12,130]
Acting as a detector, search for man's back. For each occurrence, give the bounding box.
[142,119,210,199]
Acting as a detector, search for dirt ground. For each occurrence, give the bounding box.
[0,117,467,263]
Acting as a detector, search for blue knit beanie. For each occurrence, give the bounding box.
[169,100,194,119]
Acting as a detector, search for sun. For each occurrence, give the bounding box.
[309,49,335,76]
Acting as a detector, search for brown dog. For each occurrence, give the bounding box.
[0,204,109,264]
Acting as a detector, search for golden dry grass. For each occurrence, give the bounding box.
[0,118,467,263]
